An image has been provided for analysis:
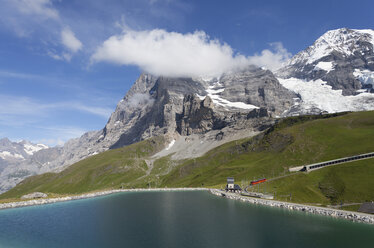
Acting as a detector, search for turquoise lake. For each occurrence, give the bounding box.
[0,191,373,247]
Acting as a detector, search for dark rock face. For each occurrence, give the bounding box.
[219,67,296,113]
[247,108,269,119]
[177,95,225,136]
[109,76,207,148]
[215,131,224,141]
[277,28,374,95]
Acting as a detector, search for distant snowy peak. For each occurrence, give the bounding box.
[287,28,374,66]
[0,151,25,160]
[22,142,49,156]
[0,138,48,161]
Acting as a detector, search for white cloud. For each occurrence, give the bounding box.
[91,29,249,77]
[247,42,291,71]
[0,69,50,81]
[91,29,291,77]
[120,93,155,109]
[11,0,59,20]
[73,104,113,118]
[61,27,83,53]
[1,1,83,61]
[0,0,60,37]
[0,95,48,117]
[0,95,112,121]
[0,95,112,146]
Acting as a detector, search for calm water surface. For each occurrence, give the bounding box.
[0,191,373,248]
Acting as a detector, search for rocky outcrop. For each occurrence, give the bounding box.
[21,192,47,199]
[247,108,269,119]
[178,95,225,135]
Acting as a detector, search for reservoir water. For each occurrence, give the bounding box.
[0,191,373,247]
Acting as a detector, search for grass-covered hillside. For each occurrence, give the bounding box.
[160,111,374,206]
[265,157,374,209]
[1,111,374,208]
[0,137,167,200]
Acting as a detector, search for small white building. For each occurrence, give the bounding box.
[227,177,235,190]
[225,177,241,192]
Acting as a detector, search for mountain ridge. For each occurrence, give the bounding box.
[1,27,374,193]
[2,110,374,208]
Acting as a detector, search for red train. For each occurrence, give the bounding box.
[250,178,267,186]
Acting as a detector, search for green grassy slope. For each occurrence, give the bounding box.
[264,158,374,205]
[160,111,374,205]
[0,137,166,200]
[161,111,374,186]
[1,111,374,207]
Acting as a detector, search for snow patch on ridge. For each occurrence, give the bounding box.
[165,140,175,151]
[314,61,334,72]
[23,143,48,156]
[0,151,24,160]
[204,81,258,110]
[278,77,374,113]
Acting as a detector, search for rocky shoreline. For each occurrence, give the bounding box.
[0,188,208,210]
[209,189,374,225]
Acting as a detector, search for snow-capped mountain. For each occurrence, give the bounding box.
[105,66,294,148]
[0,138,48,162]
[2,28,374,193]
[0,138,49,191]
[276,28,374,115]
[283,28,374,68]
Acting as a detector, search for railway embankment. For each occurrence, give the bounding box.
[210,189,374,225]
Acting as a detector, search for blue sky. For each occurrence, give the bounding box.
[0,0,373,146]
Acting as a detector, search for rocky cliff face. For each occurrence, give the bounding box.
[219,67,296,113]
[107,67,294,148]
[177,95,221,136]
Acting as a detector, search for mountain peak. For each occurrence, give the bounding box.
[286,28,374,67]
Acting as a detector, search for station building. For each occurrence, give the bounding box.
[225,177,241,192]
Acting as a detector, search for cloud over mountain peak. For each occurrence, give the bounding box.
[91,29,290,77]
